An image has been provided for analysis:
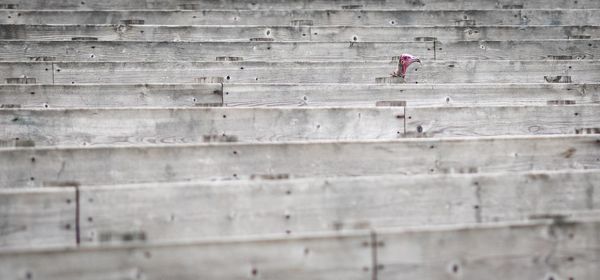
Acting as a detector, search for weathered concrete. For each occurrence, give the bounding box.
[3,0,600,10]
[222,83,600,107]
[1,9,599,26]
[0,107,406,146]
[0,84,223,108]
[2,24,598,42]
[2,83,597,108]
[77,170,600,246]
[0,41,435,62]
[0,218,598,279]
[1,40,598,62]
[13,60,598,84]
[1,135,598,188]
[1,105,598,147]
[0,187,76,250]
[403,105,600,137]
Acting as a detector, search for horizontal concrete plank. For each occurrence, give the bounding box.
[0,84,223,108]
[223,83,600,107]
[0,107,406,146]
[1,135,598,188]
[436,40,599,60]
[0,41,435,62]
[37,60,600,84]
[0,188,76,250]
[2,24,599,42]
[77,170,600,246]
[1,40,598,62]
[1,218,598,279]
[4,0,600,10]
[1,9,599,26]
[1,105,598,147]
[0,230,373,280]
[404,105,600,137]
[3,83,597,108]
[376,217,600,279]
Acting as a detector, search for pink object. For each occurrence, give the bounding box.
[391,54,421,78]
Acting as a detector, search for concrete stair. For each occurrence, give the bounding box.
[0,0,599,279]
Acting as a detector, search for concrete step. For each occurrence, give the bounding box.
[1,9,599,26]
[2,60,596,84]
[222,83,600,107]
[0,83,223,108]
[2,83,598,108]
[2,24,599,42]
[0,107,406,146]
[1,135,598,188]
[4,0,600,10]
[1,169,598,250]
[1,216,598,279]
[0,40,597,62]
[2,105,599,147]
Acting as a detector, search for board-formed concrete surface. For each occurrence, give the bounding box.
[1,0,600,276]
[2,9,600,26]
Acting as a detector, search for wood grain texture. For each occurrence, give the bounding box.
[0,107,405,146]
[77,170,600,245]
[10,60,593,84]
[0,84,222,108]
[404,105,600,137]
[223,83,600,107]
[1,9,599,26]
[376,219,600,279]
[437,40,599,60]
[2,25,599,42]
[1,135,599,188]
[1,60,595,84]
[0,62,53,84]
[0,41,434,62]
[0,188,76,250]
[0,231,373,280]
[0,218,598,280]
[4,0,600,10]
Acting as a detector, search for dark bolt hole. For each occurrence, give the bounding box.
[233,150,238,155]
[286,190,292,195]
[88,217,93,222]
[66,199,71,204]
[574,112,579,116]
[56,69,61,72]
[267,47,271,50]
[285,215,291,219]
[417,125,423,133]
[65,224,71,229]
[353,36,357,41]
[251,268,258,276]
[31,157,35,162]
[45,68,48,71]
[452,264,459,273]
[26,272,32,279]
[30,177,35,181]
[240,67,244,70]
[286,230,291,234]
[474,205,480,209]
[91,46,95,49]
[81,1,85,5]
[266,30,270,35]
[30,92,35,95]
[222,114,227,118]
[226,75,230,80]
